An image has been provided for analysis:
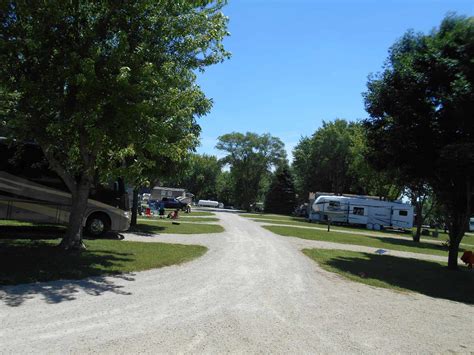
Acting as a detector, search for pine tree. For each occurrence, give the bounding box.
[264,166,296,215]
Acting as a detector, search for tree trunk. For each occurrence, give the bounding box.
[413,203,423,243]
[447,238,461,270]
[60,180,91,251]
[131,188,139,227]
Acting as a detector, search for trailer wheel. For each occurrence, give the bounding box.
[85,213,111,237]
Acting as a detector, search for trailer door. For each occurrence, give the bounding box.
[348,205,368,225]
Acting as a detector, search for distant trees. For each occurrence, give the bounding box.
[264,165,296,215]
[292,119,401,201]
[0,1,229,249]
[216,132,286,210]
[363,14,474,269]
[163,154,222,201]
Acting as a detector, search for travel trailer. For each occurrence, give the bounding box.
[309,195,414,230]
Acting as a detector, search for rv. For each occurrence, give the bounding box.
[309,195,414,230]
[0,138,131,236]
[197,200,219,208]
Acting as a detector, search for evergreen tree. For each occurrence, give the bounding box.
[264,165,296,215]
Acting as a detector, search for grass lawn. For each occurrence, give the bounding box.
[133,219,224,234]
[139,216,219,222]
[264,225,466,257]
[187,211,215,217]
[249,216,474,247]
[303,249,474,304]
[0,238,207,285]
[240,213,306,222]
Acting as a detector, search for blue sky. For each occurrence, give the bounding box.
[196,0,473,160]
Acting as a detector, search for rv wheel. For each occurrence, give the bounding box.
[85,213,111,237]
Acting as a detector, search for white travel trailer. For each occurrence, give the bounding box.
[197,200,219,208]
[309,195,414,230]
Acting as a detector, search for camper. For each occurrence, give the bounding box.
[309,195,414,230]
[197,200,219,208]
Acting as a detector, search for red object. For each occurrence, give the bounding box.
[145,208,151,217]
[461,251,474,269]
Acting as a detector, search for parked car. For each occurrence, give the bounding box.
[161,197,189,210]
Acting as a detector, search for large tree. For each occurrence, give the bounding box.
[216,132,286,210]
[363,14,474,269]
[0,1,229,249]
[292,119,402,200]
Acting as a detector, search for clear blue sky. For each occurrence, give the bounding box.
[196,0,473,160]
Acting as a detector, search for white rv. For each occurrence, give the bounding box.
[309,195,414,230]
[197,200,219,208]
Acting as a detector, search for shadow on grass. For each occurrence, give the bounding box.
[128,224,166,236]
[323,252,474,304]
[372,236,464,255]
[0,240,134,306]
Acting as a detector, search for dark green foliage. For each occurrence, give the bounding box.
[216,132,286,210]
[292,120,401,201]
[363,14,474,268]
[264,165,297,215]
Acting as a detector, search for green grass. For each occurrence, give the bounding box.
[186,211,215,216]
[264,225,466,257]
[303,249,474,304]
[0,238,207,285]
[240,213,305,222]
[250,217,474,247]
[133,219,224,234]
[139,216,219,222]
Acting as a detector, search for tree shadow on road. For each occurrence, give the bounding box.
[315,251,474,304]
[0,273,134,307]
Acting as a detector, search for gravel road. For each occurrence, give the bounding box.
[1,212,472,353]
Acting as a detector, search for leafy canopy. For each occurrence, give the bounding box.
[0,0,230,190]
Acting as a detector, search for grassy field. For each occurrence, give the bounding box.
[303,249,474,304]
[240,213,306,222]
[139,216,219,222]
[242,213,474,247]
[0,238,207,285]
[133,219,224,234]
[263,225,466,257]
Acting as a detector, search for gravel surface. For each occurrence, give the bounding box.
[1,212,472,353]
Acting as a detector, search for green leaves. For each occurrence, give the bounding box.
[0,0,229,187]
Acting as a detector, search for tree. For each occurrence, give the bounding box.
[216,171,234,206]
[405,182,434,242]
[264,165,296,215]
[292,119,402,200]
[216,132,286,210]
[162,153,222,201]
[0,1,229,249]
[363,14,474,269]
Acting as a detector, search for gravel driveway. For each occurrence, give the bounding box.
[1,212,472,353]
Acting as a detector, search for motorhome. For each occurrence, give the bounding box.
[309,195,414,230]
[0,138,131,236]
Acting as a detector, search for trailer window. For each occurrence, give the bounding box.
[328,201,340,210]
[399,210,408,216]
[353,207,364,216]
